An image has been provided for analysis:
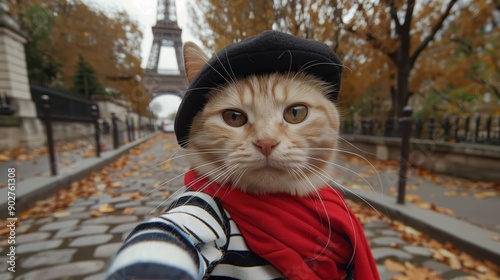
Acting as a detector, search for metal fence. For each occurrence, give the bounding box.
[31,85,96,122]
[343,114,500,145]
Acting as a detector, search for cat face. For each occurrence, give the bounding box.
[182,43,340,195]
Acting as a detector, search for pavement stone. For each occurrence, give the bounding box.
[372,236,408,246]
[402,245,433,257]
[110,222,138,233]
[132,206,158,215]
[88,194,113,201]
[15,260,105,280]
[54,225,109,239]
[71,200,98,207]
[114,201,142,209]
[16,233,51,243]
[38,219,79,231]
[16,224,32,234]
[69,234,114,247]
[82,215,138,225]
[65,206,88,213]
[17,240,63,254]
[57,212,91,221]
[376,264,401,280]
[363,229,374,238]
[97,197,132,205]
[380,229,400,236]
[34,217,53,225]
[0,272,13,280]
[94,242,122,258]
[422,260,452,275]
[371,247,413,261]
[145,200,170,207]
[364,220,388,229]
[20,249,77,268]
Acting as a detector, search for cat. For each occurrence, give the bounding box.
[106,31,379,280]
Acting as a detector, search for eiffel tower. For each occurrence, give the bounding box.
[143,0,187,97]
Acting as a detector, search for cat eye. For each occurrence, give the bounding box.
[222,110,248,127]
[284,104,308,124]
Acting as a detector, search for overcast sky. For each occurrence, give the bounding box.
[87,0,202,117]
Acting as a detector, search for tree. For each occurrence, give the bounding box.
[344,0,459,117]
[19,5,60,86]
[10,0,148,113]
[72,55,104,97]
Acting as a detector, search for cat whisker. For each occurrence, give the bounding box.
[291,164,333,262]
[144,159,228,213]
[303,162,383,219]
[162,164,231,212]
[301,147,384,195]
[147,150,234,170]
[304,156,377,192]
[300,163,357,268]
[337,137,377,157]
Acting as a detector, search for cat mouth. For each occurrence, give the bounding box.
[252,165,287,173]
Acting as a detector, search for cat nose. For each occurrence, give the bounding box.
[254,139,279,157]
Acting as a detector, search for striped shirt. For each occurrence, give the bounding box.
[106,190,285,279]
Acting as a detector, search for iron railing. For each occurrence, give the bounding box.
[30,85,97,122]
[343,114,500,145]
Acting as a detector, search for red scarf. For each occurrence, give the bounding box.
[185,170,380,280]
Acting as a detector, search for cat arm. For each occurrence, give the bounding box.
[105,191,228,280]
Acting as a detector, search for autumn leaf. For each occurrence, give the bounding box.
[384,259,406,272]
[98,204,116,213]
[53,211,71,218]
[90,211,103,217]
[110,182,122,188]
[122,207,136,215]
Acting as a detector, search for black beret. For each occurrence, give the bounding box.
[175,30,343,147]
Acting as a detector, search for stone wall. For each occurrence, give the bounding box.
[0,7,45,150]
[340,134,500,182]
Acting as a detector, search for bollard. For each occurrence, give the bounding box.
[91,104,101,157]
[464,116,471,142]
[111,113,119,149]
[474,113,481,143]
[443,115,451,141]
[130,119,135,141]
[428,117,435,140]
[126,117,133,143]
[485,115,492,143]
[41,95,57,176]
[454,117,460,142]
[397,106,413,205]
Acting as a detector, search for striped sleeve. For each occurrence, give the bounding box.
[106,191,228,280]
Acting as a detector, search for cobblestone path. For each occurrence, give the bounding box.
[0,134,490,279]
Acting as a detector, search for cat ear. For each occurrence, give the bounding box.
[183,42,209,84]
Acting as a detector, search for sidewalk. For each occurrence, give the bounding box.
[0,132,159,218]
[0,133,499,279]
[334,153,500,263]
[335,154,500,234]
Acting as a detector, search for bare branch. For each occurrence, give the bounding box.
[410,0,458,67]
[389,0,402,34]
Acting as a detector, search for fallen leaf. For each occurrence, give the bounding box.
[474,191,497,199]
[53,211,71,218]
[0,154,10,162]
[122,207,136,215]
[384,259,406,272]
[110,182,122,188]
[90,211,102,217]
[98,204,116,213]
